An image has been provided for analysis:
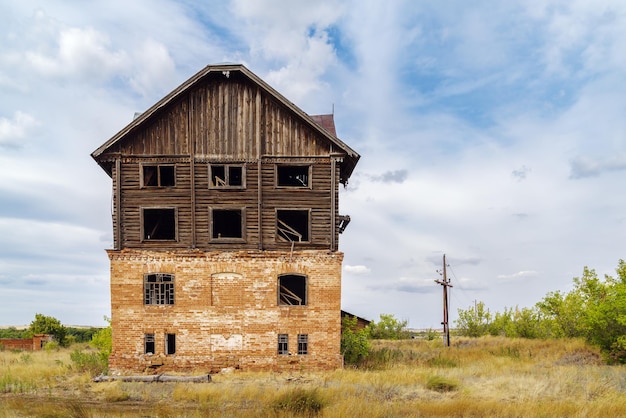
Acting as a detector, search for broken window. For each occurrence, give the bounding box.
[211,208,244,240]
[145,333,155,354]
[209,164,245,188]
[143,208,176,240]
[144,273,175,305]
[278,334,289,355]
[165,333,176,355]
[276,210,309,242]
[298,334,308,355]
[276,165,310,187]
[142,164,175,187]
[278,274,307,306]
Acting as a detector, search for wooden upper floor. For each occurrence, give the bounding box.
[92,64,359,252]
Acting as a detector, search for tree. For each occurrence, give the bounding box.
[455,301,491,337]
[341,316,370,365]
[367,314,410,340]
[29,313,68,347]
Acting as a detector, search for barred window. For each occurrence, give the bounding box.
[278,334,289,355]
[144,273,175,305]
[298,334,308,355]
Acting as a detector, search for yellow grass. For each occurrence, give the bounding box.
[1,337,625,417]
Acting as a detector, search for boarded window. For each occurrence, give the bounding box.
[211,208,244,240]
[277,210,309,242]
[165,333,176,355]
[276,165,310,187]
[209,164,245,188]
[142,164,175,187]
[298,334,308,355]
[279,274,307,306]
[145,333,155,354]
[143,208,176,240]
[144,273,175,305]
[278,334,289,355]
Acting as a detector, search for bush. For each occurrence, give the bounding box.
[340,316,370,366]
[426,375,459,392]
[367,314,411,340]
[69,349,108,377]
[271,388,325,416]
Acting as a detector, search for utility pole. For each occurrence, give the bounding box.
[435,254,453,347]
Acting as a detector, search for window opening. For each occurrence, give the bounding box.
[165,333,176,355]
[143,208,176,240]
[278,334,289,355]
[212,209,243,239]
[277,165,310,187]
[143,164,175,187]
[145,334,155,354]
[210,164,244,188]
[277,210,309,242]
[298,334,308,355]
[279,274,307,306]
[144,273,175,305]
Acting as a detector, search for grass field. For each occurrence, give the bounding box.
[1,337,625,417]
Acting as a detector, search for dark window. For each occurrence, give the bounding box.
[145,334,155,354]
[144,273,175,305]
[211,208,244,240]
[298,334,308,355]
[143,208,176,240]
[278,334,289,355]
[165,333,176,355]
[276,165,310,187]
[143,164,175,187]
[279,274,307,306]
[210,164,245,188]
[277,210,309,242]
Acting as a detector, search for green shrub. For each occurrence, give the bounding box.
[271,388,325,416]
[69,349,108,377]
[341,316,370,366]
[426,375,459,392]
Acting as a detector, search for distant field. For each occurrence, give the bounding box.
[1,337,625,417]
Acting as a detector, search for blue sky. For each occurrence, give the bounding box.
[2,0,626,328]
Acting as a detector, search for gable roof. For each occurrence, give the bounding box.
[92,63,359,181]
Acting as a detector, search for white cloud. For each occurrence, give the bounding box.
[0,111,38,147]
[497,271,539,281]
[344,265,370,274]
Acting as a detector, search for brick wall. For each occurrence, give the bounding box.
[107,249,344,374]
[0,335,50,351]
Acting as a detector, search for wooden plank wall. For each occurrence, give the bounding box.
[111,76,343,251]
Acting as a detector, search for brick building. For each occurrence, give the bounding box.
[92,64,360,373]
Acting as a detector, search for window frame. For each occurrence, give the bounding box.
[141,207,178,241]
[144,333,155,354]
[276,209,311,243]
[144,273,175,305]
[141,163,176,188]
[297,334,308,355]
[209,163,246,189]
[278,334,289,355]
[278,274,307,306]
[209,206,246,242]
[275,164,312,189]
[165,333,176,355]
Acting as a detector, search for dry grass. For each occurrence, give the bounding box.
[0,337,625,417]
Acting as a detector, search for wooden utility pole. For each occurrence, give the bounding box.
[435,254,453,346]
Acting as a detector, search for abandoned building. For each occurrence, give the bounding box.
[91,64,360,373]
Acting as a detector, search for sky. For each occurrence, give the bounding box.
[2,0,626,328]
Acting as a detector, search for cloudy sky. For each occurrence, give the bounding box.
[2,1,626,328]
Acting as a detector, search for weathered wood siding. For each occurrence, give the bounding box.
[109,75,342,251]
[111,75,333,159]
